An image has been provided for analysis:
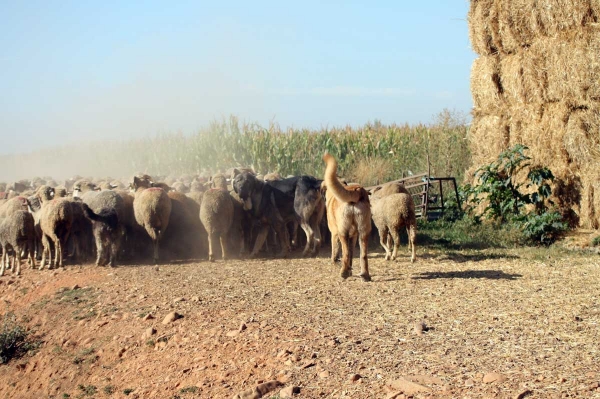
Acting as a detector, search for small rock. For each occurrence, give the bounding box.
[300,361,315,369]
[81,337,93,345]
[143,313,155,321]
[349,373,362,382]
[279,386,300,398]
[174,297,185,303]
[277,349,292,358]
[226,330,239,337]
[319,370,330,379]
[71,284,80,290]
[142,327,157,340]
[138,294,146,300]
[239,322,247,332]
[514,390,533,399]
[413,321,427,336]
[483,372,507,384]
[96,320,109,327]
[191,296,200,302]
[386,393,406,399]
[231,380,283,399]
[162,311,182,325]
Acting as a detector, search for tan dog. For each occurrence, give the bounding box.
[322,153,372,281]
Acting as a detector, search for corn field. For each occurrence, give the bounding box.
[0,111,471,184]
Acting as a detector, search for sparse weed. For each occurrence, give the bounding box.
[77,384,97,396]
[179,386,198,394]
[0,312,36,364]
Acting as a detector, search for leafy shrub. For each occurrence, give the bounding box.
[520,212,568,246]
[0,313,33,364]
[461,144,569,246]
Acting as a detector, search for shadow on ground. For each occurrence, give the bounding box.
[411,269,522,280]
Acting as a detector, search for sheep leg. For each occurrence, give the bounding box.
[274,222,290,258]
[40,234,50,270]
[407,224,416,263]
[15,246,21,276]
[250,225,269,258]
[379,227,391,260]
[339,234,352,279]
[207,232,216,262]
[94,233,106,266]
[0,246,6,276]
[389,228,401,261]
[153,238,160,264]
[109,236,120,267]
[311,217,322,256]
[219,234,228,261]
[52,235,61,268]
[358,232,371,282]
[299,220,314,257]
[290,220,299,250]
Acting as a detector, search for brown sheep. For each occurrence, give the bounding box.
[210,174,229,191]
[54,186,68,198]
[39,198,73,269]
[200,188,234,261]
[0,196,29,218]
[370,193,417,263]
[0,210,36,276]
[132,176,172,263]
[72,180,98,198]
[370,181,410,199]
[81,190,125,266]
[171,181,189,193]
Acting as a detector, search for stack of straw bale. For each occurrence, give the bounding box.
[468,0,600,227]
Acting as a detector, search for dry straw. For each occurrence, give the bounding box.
[471,56,504,114]
[563,103,600,166]
[469,0,600,227]
[468,0,499,55]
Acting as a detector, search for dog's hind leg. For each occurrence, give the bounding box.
[358,232,371,282]
[330,233,340,265]
[339,234,352,279]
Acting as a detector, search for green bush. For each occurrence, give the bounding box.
[460,144,569,246]
[520,212,568,246]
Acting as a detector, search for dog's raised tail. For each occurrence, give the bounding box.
[323,153,362,204]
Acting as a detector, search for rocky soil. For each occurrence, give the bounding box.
[1,246,599,398]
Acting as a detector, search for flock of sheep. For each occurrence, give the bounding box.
[0,159,418,280]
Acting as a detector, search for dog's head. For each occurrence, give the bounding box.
[233,171,258,211]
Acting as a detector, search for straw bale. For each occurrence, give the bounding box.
[563,103,600,166]
[467,114,509,170]
[578,166,600,229]
[519,44,549,105]
[537,0,591,37]
[471,56,504,113]
[506,104,543,146]
[524,102,570,173]
[468,0,500,55]
[542,28,600,103]
[496,0,540,54]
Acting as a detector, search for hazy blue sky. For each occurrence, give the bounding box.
[0,1,474,154]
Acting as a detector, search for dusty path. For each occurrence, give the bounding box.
[0,248,599,398]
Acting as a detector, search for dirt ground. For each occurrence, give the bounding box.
[1,242,600,399]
